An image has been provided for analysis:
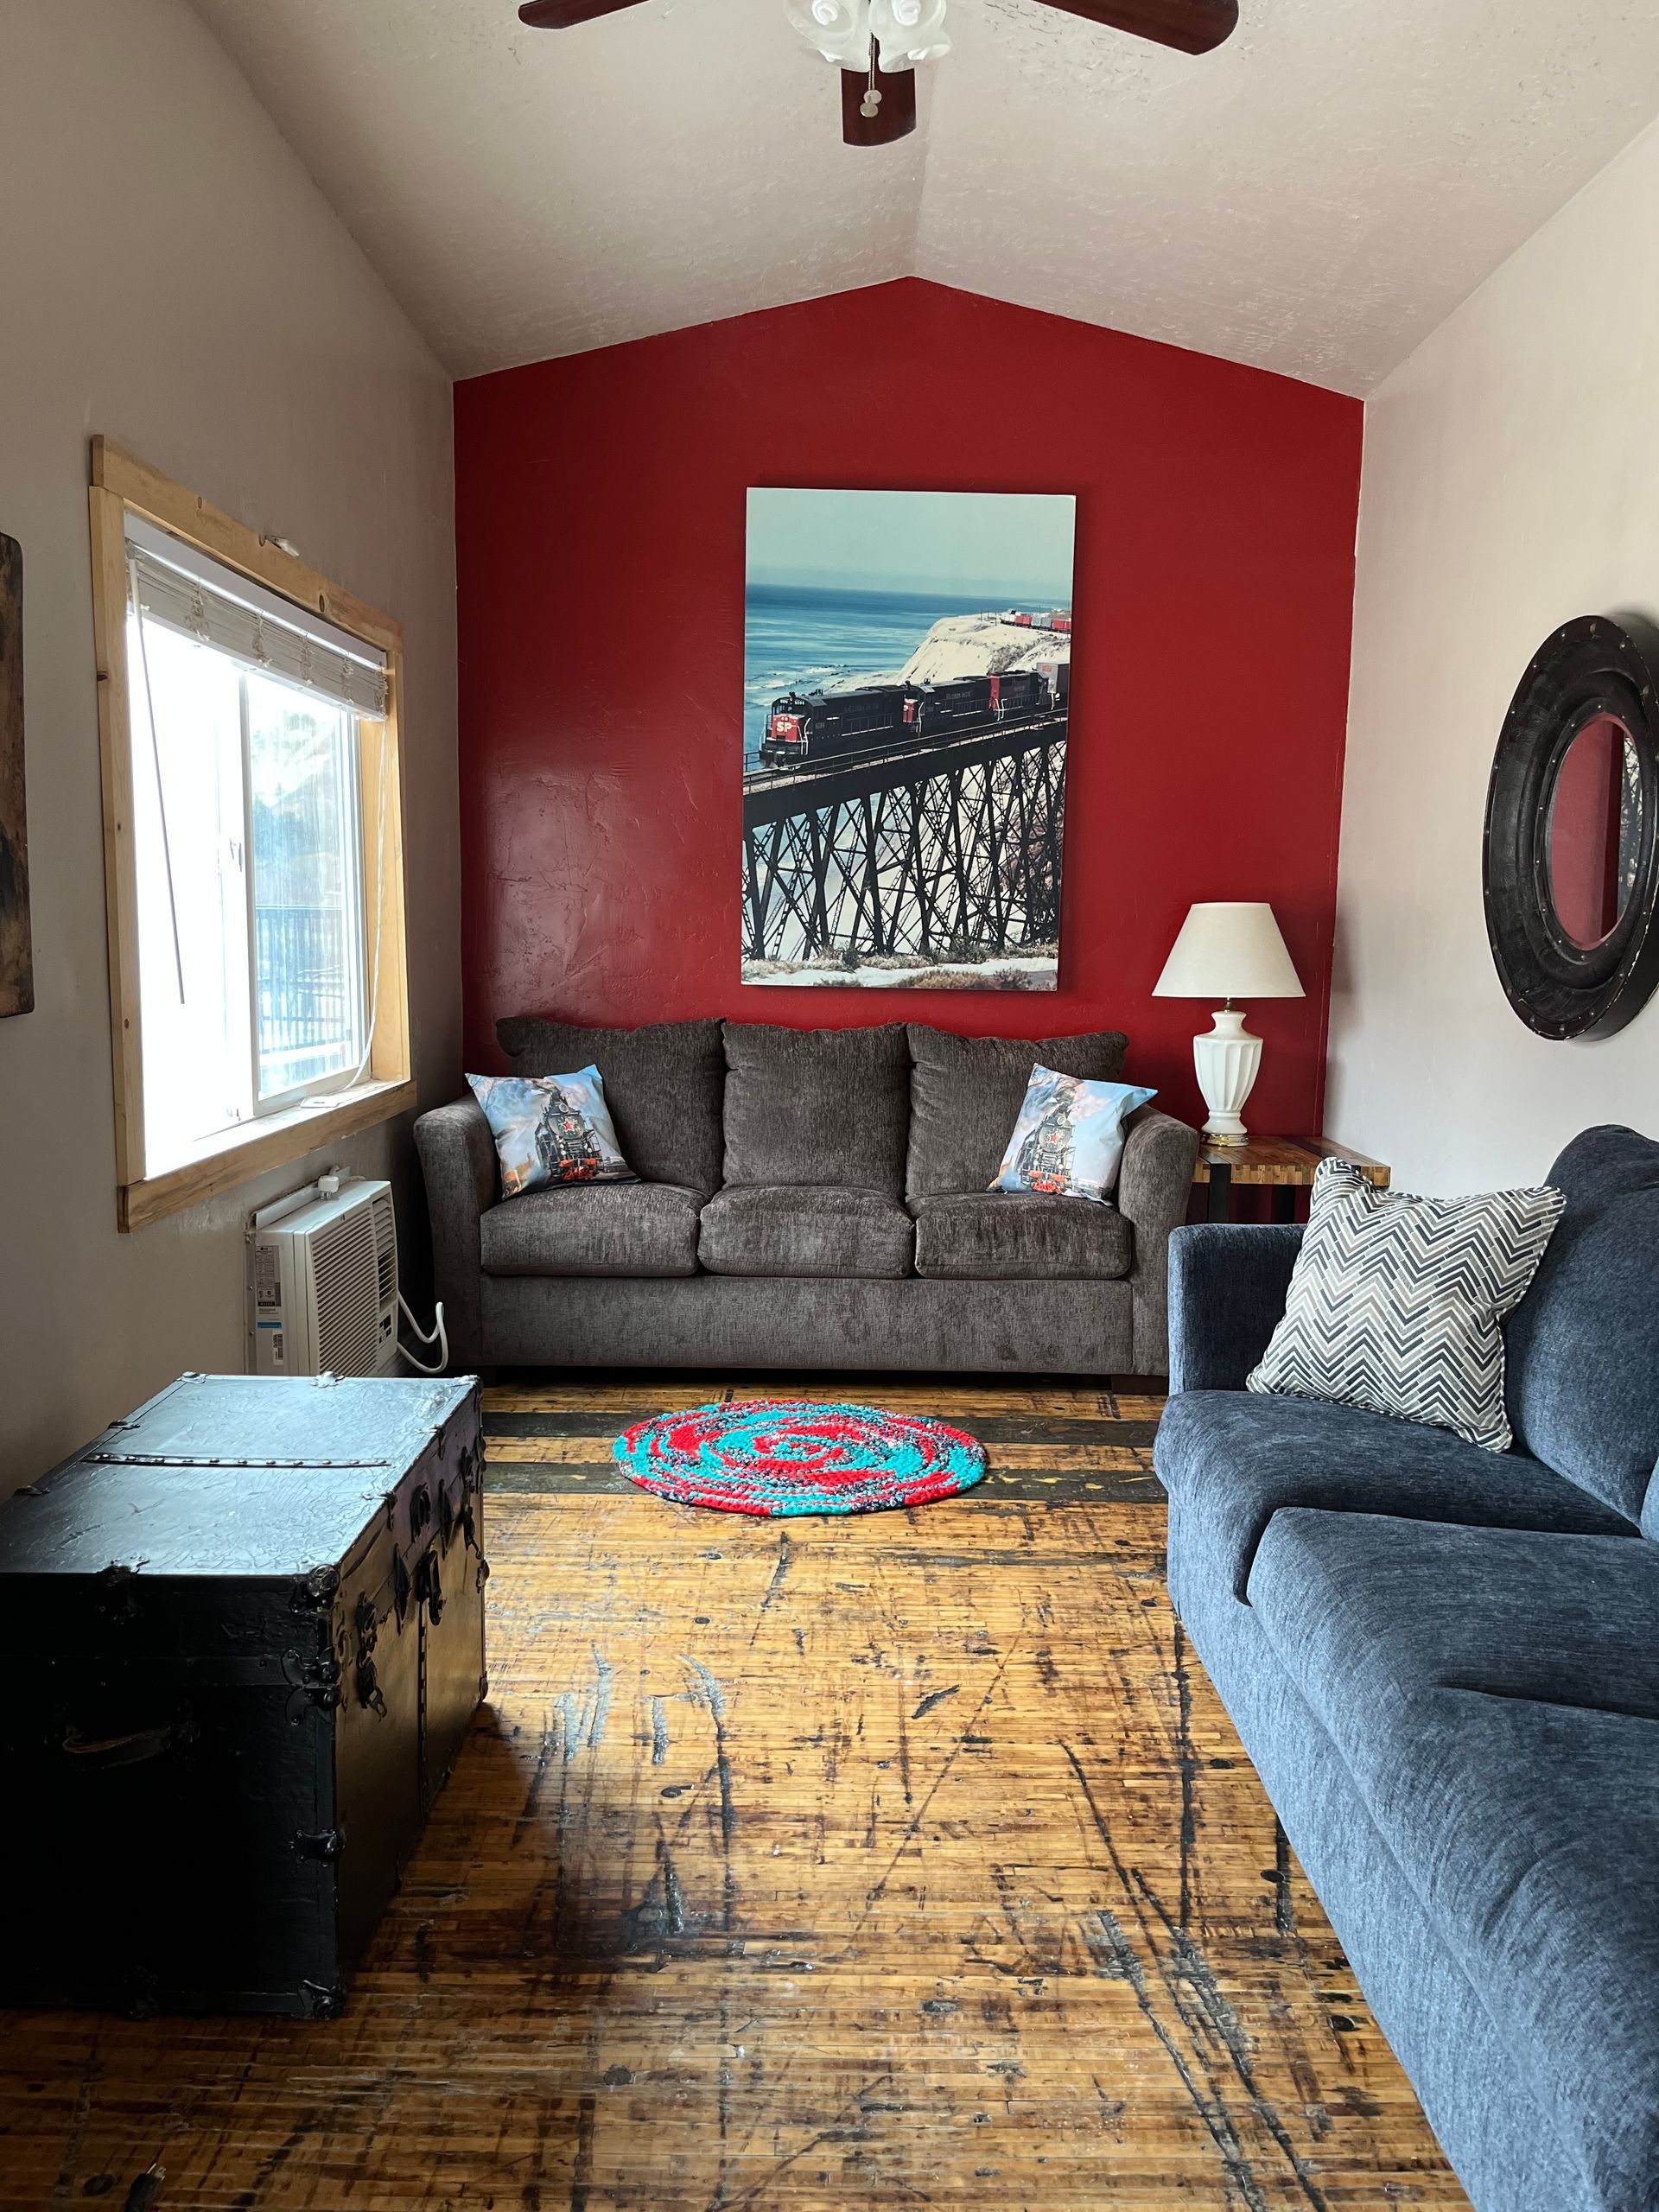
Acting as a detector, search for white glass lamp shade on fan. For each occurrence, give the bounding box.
[1154,903,1304,1144]
[785,0,950,69]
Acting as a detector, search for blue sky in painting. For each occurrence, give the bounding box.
[747,488,1076,603]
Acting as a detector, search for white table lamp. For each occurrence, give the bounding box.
[1154,902,1304,1144]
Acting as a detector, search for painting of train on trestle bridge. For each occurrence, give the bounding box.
[742,488,1077,991]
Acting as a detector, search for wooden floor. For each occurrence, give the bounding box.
[0,1377,1468,2210]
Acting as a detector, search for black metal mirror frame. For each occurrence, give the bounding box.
[1483,613,1659,1040]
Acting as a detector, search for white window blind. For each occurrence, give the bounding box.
[124,514,389,720]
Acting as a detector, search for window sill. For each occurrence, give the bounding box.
[119,1077,417,1232]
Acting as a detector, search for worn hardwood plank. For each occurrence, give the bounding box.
[0,1383,1465,2210]
[487,1410,1160,1447]
[486,1433,1155,1474]
[485,1382,1130,1419]
[488,1465,1164,1504]
[484,1386,1161,1502]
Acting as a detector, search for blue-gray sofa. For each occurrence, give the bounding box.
[1155,1124,1659,2212]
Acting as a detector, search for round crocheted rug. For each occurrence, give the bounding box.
[613,1400,987,1517]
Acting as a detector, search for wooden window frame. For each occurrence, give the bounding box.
[89,439,415,1232]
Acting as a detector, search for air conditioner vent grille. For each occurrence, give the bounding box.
[372,1190,397,1310]
[313,1208,381,1376]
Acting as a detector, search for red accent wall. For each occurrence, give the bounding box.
[454,278,1362,1135]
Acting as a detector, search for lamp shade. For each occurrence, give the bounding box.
[1153,902,1304,1001]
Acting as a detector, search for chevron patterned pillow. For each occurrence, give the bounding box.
[1247,1159,1566,1452]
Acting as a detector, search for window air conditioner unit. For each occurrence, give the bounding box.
[248,1174,399,1377]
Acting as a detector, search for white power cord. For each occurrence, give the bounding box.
[397,1293,448,1376]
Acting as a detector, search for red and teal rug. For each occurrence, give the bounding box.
[613,1399,987,1516]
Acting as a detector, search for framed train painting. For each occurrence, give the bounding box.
[0,531,29,1020]
[741,487,1077,991]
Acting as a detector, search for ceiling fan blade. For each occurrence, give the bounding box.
[518,0,652,26]
[1029,0,1237,54]
[840,48,917,147]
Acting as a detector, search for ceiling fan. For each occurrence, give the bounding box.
[518,0,1237,148]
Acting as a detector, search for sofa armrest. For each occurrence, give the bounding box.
[1116,1108,1201,1376]
[1166,1223,1303,1395]
[414,1096,498,1370]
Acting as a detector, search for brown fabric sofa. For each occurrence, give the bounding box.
[415,1019,1199,1376]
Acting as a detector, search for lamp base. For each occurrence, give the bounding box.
[1193,1007,1262,1144]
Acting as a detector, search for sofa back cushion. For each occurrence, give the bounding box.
[721,1022,910,1194]
[1505,1124,1659,1522]
[905,1025,1130,1198]
[495,1016,725,1197]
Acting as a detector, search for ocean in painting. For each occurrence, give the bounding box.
[741,585,1000,769]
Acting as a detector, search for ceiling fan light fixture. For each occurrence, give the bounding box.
[868,0,949,67]
[787,0,948,75]
[785,0,874,67]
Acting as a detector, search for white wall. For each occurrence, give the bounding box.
[1327,112,1659,1193]
[0,2,459,1481]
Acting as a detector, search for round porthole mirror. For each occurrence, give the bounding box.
[1545,712,1643,951]
[1484,615,1659,1039]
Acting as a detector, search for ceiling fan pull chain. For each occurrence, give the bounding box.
[861,45,882,118]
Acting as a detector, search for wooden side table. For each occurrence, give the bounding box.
[1192,1137,1391,1224]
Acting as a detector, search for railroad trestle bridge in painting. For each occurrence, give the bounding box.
[742,715,1067,986]
[742,487,1077,990]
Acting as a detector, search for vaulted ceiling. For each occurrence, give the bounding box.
[191,0,1659,393]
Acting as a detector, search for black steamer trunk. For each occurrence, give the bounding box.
[0,1373,486,2018]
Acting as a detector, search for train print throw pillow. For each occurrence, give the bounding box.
[990,1067,1156,1205]
[467,1068,637,1198]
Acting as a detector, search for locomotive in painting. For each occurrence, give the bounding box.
[762,664,1060,769]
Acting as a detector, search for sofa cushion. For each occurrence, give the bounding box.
[495,1016,724,1198]
[1247,1511,1659,2212]
[721,1024,909,1196]
[906,1025,1129,1199]
[1505,1124,1659,1521]
[1153,1388,1633,1601]
[697,1185,914,1280]
[480,1183,702,1278]
[1249,1510,1659,1753]
[912,1192,1132,1281]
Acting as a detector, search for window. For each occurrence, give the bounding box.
[91,442,412,1230]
